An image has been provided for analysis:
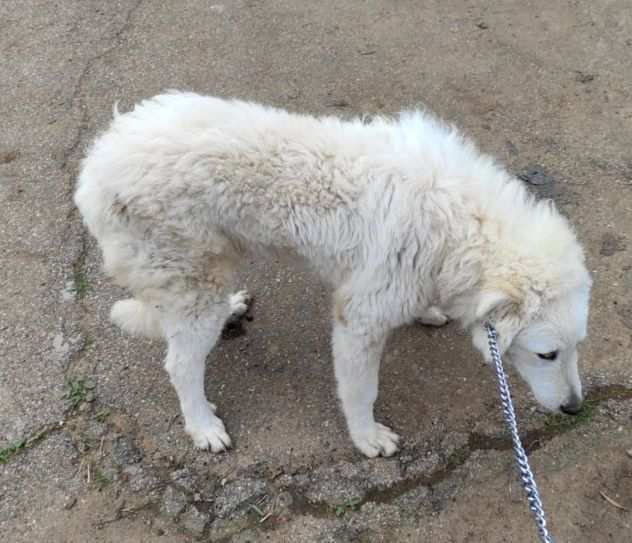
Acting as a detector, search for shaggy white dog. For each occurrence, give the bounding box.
[75,92,591,457]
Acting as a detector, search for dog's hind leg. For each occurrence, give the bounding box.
[111,299,163,339]
[162,295,234,452]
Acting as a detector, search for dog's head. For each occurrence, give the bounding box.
[471,278,591,414]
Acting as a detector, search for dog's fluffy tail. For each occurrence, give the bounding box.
[110,299,163,339]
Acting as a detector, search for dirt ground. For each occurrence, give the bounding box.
[1,1,631,542]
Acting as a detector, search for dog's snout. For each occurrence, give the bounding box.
[560,395,583,415]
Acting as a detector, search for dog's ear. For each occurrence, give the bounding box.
[474,290,515,323]
[471,286,530,361]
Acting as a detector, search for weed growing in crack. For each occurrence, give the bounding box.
[94,409,111,422]
[544,399,595,430]
[83,335,94,350]
[0,440,26,464]
[334,497,362,517]
[64,377,95,410]
[446,445,470,467]
[93,468,111,491]
[73,269,90,298]
[0,424,61,465]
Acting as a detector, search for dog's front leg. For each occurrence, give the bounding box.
[332,319,399,457]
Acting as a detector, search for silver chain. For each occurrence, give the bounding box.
[485,323,555,543]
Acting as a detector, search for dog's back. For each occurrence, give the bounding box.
[74,92,408,294]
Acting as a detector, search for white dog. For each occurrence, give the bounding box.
[74,92,591,458]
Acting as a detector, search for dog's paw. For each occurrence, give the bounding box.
[351,423,400,458]
[417,306,449,327]
[229,290,251,317]
[185,408,232,453]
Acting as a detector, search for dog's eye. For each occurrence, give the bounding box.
[537,351,558,361]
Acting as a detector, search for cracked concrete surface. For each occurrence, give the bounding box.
[1,1,631,541]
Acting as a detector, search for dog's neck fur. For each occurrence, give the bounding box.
[428,168,588,334]
[334,111,588,333]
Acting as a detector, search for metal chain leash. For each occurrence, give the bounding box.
[485,323,555,543]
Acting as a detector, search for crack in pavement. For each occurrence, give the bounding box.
[57,0,146,382]
[3,383,629,542]
[283,384,632,519]
[60,0,145,174]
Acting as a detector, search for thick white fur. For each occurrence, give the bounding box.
[111,299,162,339]
[75,92,591,457]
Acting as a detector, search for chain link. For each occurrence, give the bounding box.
[485,323,555,543]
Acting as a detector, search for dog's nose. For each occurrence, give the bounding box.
[560,398,583,415]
